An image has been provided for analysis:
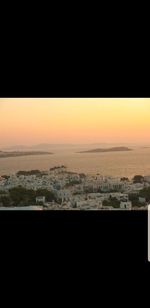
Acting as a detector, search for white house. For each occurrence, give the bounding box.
[120,201,132,210]
[56,189,72,202]
[139,196,146,204]
[76,199,102,209]
[36,196,46,204]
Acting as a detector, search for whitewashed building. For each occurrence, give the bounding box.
[120,201,132,210]
[139,196,146,204]
[36,196,46,204]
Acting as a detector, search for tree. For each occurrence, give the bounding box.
[35,189,56,202]
[128,193,142,207]
[17,170,41,176]
[133,175,144,183]
[1,175,10,180]
[9,186,36,206]
[121,177,129,182]
[103,197,120,208]
[0,195,12,206]
[0,190,8,195]
[79,173,86,178]
[72,203,77,208]
[103,200,109,207]
[139,187,150,202]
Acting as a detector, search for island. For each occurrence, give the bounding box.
[77,147,132,153]
[0,151,53,158]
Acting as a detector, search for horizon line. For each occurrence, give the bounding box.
[1,141,150,148]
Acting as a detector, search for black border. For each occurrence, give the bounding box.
[1,55,150,98]
[0,210,149,268]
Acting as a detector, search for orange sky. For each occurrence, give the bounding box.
[0,98,150,147]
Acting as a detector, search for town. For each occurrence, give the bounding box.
[0,166,150,210]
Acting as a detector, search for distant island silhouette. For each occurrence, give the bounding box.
[77,147,132,153]
[0,151,53,158]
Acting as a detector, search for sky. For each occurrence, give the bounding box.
[0,98,150,147]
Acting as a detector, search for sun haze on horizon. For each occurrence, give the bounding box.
[0,98,150,148]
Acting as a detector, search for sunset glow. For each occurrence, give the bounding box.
[0,98,150,147]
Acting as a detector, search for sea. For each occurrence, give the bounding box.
[0,144,150,179]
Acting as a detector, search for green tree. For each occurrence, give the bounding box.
[128,193,142,207]
[9,186,36,206]
[133,175,144,183]
[103,197,120,208]
[139,187,150,201]
[35,189,56,202]
[0,196,12,206]
[17,170,41,176]
[121,177,129,182]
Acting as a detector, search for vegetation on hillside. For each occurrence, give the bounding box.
[50,165,66,171]
[139,187,150,201]
[17,170,42,176]
[103,197,120,208]
[0,186,56,207]
[121,177,129,182]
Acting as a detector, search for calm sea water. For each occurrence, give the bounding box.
[0,146,150,178]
